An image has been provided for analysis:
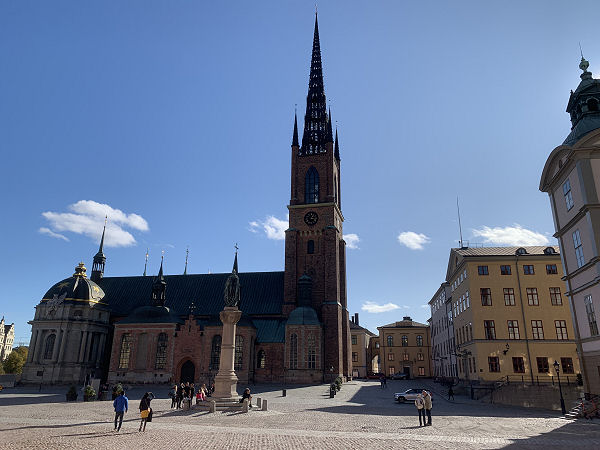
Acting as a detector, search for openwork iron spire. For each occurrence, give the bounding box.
[300,13,329,155]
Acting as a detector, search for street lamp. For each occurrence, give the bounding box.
[553,360,566,415]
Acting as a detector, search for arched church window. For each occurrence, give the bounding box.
[118,334,132,369]
[387,335,393,347]
[211,335,221,370]
[290,333,298,369]
[307,240,315,254]
[43,334,55,359]
[235,335,244,370]
[305,167,319,204]
[307,333,316,369]
[257,350,266,369]
[155,333,168,370]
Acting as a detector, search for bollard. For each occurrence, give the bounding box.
[210,400,216,413]
[261,399,268,411]
[257,397,262,408]
[242,398,249,413]
[282,389,287,397]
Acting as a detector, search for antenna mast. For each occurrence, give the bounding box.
[457,196,464,248]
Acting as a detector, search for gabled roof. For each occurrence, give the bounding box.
[98,271,284,317]
[380,319,429,329]
[349,321,376,336]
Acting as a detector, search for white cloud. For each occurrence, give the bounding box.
[361,301,401,313]
[38,227,69,241]
[397,231,431,250]
[471,224,549,246]
[344,233,360,249]
[249,214,288,240]
[421,304,430,309]
[40,200,149,247]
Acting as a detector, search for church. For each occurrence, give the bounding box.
[22,14,352,386]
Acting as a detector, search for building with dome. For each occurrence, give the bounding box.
[540,56,600,397]
[21,14,352,386]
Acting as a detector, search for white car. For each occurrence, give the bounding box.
[394,389,433,403]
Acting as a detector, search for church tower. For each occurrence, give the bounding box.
[284,13,351,380]
[91,220,106,283]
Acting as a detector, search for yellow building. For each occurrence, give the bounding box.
[447,246,580,383]
[376,317,431,379]
[349,313,375,378]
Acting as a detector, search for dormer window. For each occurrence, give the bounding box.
[516,247,528,256]
[543,247,556,255]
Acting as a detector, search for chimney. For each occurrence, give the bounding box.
[354,313,359,326]
[403,316,412,321]
[350,316,354,324]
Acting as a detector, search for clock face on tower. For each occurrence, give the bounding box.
[304,211,318,226]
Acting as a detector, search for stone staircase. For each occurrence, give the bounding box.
[564,395,599,420]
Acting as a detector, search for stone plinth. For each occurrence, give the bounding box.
[212,306,242,401]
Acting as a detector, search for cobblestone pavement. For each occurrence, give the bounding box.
[0,380,598,449]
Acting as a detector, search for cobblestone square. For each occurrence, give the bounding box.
[1,380,598,449]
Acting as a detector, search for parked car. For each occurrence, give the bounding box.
[394,389,433,403]
[366,372,385,379]
[389,372,408,380]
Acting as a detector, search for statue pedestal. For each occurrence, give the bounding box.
[212,306,242,401]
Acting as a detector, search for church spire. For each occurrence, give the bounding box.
[300,12,328,156]
[292,110,299,147]
[91,217,107,283]
[334,127,340,161]
[326,107,334,143]
[151,255,166,307]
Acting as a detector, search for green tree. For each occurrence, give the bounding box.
[3,346,28,374]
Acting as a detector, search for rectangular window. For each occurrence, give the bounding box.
[484,320,496,340]
[352,352,358,362]
[537,357,549,373]
[526,288,539,306]
[523,265,535,275]
[549,287,563,306]
[573,230,585,268]
[546,264,558,274]
[417,353,424,361]
[500,265,512,275]
[388,353,394,361]
[351,335,357,345]
[504,288,515,306]
[512,357,525,373]
[563,178,574,211]
[508,320,520,339]
[531,320,544,339]
[403,353,409,361]
[584,295,599,336]
[418,367,425,376]
[561,357,574,374]
[481,288,492,306]
[478,265,489,275]
[488,356,500,372]
[388,366,395,376]
[555,320,568,340]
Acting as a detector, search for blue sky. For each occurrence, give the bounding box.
[1,1,598,343]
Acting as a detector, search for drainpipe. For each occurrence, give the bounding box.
[515,253,534,383]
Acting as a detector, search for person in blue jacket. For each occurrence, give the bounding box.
[113,390,129,431]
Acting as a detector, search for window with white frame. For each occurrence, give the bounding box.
[563,179,574,210]
[573,229,585,268]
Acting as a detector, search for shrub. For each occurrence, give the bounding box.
[66,385,78,402]
[84,385,96,401]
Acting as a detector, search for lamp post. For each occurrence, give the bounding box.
[553,360,566,414]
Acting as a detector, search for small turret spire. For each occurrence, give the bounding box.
[143,248,149,276]
[326,107,334,143]
[233,243,239,273]
[334,127,340,161]
[292,110,299,147]
[91,217,107,283]
[151,254,166,306]
[184,247,189,275]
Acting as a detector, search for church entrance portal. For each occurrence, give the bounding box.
[180,360,195,383]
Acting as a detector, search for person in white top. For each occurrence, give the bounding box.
[414,393,425,427]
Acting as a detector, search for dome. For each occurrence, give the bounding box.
[287,306,320,326]
[117,305,184,325]
[42,262,106,305]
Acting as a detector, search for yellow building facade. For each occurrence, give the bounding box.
[447,246,581,383]
[349,313,375,378]
[376,317,431,379]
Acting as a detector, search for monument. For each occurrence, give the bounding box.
[212,250,242,401]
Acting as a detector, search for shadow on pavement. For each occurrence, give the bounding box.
[501,419,600,448]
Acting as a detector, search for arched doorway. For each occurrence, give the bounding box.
[180,360,195,383]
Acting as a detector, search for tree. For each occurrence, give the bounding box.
[3,346,28,374]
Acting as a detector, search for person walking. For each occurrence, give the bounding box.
[414,393,425,427]
[423,390,433,426]
[379,375,385,389]
[176,383,184,409]
[169,385,177,409]
[139,392,152,432]
[113,390,128,432]
[447,386,454,401]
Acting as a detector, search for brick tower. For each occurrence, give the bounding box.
[284,13,351,380]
